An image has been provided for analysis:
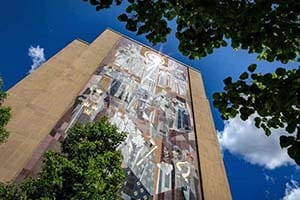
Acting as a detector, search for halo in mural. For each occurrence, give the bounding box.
[145,51,165,66]
[49,37,202,200]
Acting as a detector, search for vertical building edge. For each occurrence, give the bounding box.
[188,68,232,200]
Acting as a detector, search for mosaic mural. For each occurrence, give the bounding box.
[51,38,202,199]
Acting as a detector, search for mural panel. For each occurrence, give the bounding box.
[51,38,202,199]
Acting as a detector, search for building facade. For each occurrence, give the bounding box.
[0,29,231,199]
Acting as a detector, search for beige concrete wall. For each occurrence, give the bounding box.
[0,29,231,199]
[0,30,121,183]
[189,68,232,200]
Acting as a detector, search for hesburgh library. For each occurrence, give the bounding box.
[0,29,231,200]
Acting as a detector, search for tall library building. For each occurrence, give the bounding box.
[0,29,231,200]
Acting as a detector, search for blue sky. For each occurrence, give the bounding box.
[0,1,299,199]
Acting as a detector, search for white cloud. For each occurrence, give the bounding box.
[264,173,275,184]
[28,45,45,73]
[218,115,295,169]
[282,180,300,200]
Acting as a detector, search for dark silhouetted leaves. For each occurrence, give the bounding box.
[240,72,249,80]
[213,67,300,164]
[118,14,127,22]
[287,142,300,165]
[248,64,257,73]
[223,77,232,85]
[83,0,300,63]
[280,136,294,148]
[275,68,286,76]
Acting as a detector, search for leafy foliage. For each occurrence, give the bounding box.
[83,0,300,165]
[0,79,11,143]
[0,184,20,200]
[83,0,299,62]
[62,117,126,161]
[213,66,300,164]
[0,118,126,199]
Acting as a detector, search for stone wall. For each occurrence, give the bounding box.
[189,68,231,200]
[0,30,121,183]
[0,29,231,200]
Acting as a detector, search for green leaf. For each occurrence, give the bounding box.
[280,135,295,148]
[275,68,286,76]
[212,92,221,100]
[265,128,271,136]
[126,5,133,13]
[254,117,261,128]
[96,5,102,11]
[248,64,257,73]
[223,77,232,85]
[239,72,249,80]
[90,0,99,6]
[287,143,300,165]
[115,0,122,5]
[286,124,296,133]
[125,20,137,31]
[239,107,253,121]
[221,40,227,47]
[118,14,128,22]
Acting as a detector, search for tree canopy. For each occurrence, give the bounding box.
[213,65,300,164]
[0,118,126,200]
[83,0,300,164]
[0,79,11,143]
[84,0,299,62]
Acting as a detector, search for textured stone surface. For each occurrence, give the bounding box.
[189,68,232,200]
[0,29,231,200]
[0,30,121,183]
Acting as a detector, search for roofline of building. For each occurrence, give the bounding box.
[74,38,90,46]
[95,28,203,75]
